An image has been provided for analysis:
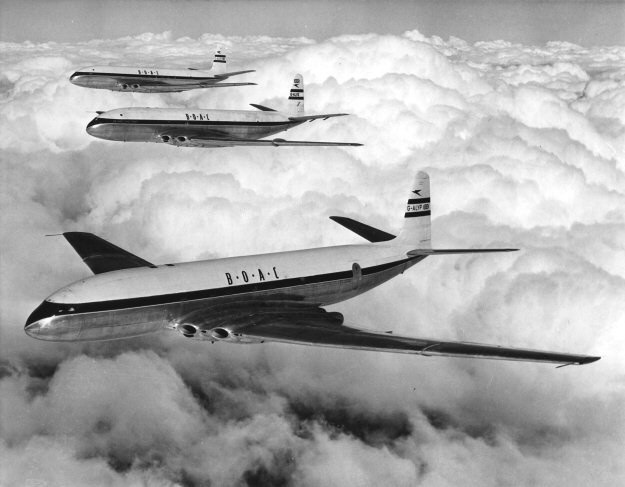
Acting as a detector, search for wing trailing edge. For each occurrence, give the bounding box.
[62,232,154,274]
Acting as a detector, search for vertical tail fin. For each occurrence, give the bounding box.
[397,171,431,248]
[212,50,227,75]
[289,74,305,114]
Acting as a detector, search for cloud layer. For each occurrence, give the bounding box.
[1,31,624,486]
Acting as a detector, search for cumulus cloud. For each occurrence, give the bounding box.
[1,29,624,486]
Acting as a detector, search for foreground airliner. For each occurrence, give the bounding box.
[70,51,256,93]
[86,74,362,147]
[25,171,599,366]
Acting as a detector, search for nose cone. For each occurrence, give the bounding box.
[25,301,81,341]
[86,116,103,137]
[25,301,56,340]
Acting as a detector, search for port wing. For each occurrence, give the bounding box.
[62,232,154,274]
[329,216,396,242]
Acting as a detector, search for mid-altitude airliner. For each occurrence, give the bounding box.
[70,51,256,93]
[86,74,362,147]
[25,171,599,366]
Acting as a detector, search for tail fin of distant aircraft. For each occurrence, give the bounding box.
[397,171,432,248]
[212,50,227,75]
[289,74,305,114]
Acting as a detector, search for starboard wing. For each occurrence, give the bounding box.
[288,113,349,122]
[172,135,362,147]
[179,303,599,366]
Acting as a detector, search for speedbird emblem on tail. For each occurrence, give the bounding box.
[25,170,599,367]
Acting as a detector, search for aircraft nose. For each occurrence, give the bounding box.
[24,321,42,338]
[86,117,102,136]
[24,301,59,340]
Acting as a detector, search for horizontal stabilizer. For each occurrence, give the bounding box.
[288,113,349,122]
[408,248,518,256]
[329,216,396,242]
[63,232,154,274]
[250,103,277,111]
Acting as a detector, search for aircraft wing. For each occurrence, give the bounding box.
[173,135,362,147]
[199,82,257,88]
[288,113,349,122]
[62,232,154,274]
[214,69,256,78]
[180,303,599,366]
[329,216,396,242]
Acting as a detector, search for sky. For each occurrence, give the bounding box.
[1,0,624,45]
[1,2,625,487]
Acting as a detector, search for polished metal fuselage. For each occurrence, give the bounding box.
[25,245,422,342]
[69,66,222,93]
[86,108,300,144]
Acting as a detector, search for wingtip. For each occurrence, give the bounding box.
[579,356,601,365]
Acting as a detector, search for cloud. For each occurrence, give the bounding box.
[1,30,624,486]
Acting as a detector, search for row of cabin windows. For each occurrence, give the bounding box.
[137,70,159,75]
[185,113,210,121]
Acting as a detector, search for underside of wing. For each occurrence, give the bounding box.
[165,135,362,148]
[199,81,257,88]
[214,69,256,78]
[62,232,154,274]
[175,303,599,366]
[288,113,349,122]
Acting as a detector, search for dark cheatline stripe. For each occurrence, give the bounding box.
[88,118,295,128]
[47,258,415,315]
[214,60,226,63]
[407,198,430,204]
[404,211,431,218]
[288,96,303,100]
[72,71,217,81]
[290,88,304,93]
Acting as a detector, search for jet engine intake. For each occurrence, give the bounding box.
[178,323,198,338]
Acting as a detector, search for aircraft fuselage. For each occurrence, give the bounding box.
[25,244,423,342]
[70,66,227,93]
[86,108,303,145]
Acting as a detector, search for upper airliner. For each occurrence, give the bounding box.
[25,170,599,367]
[86,74,362,147]
[70,51,255,93]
